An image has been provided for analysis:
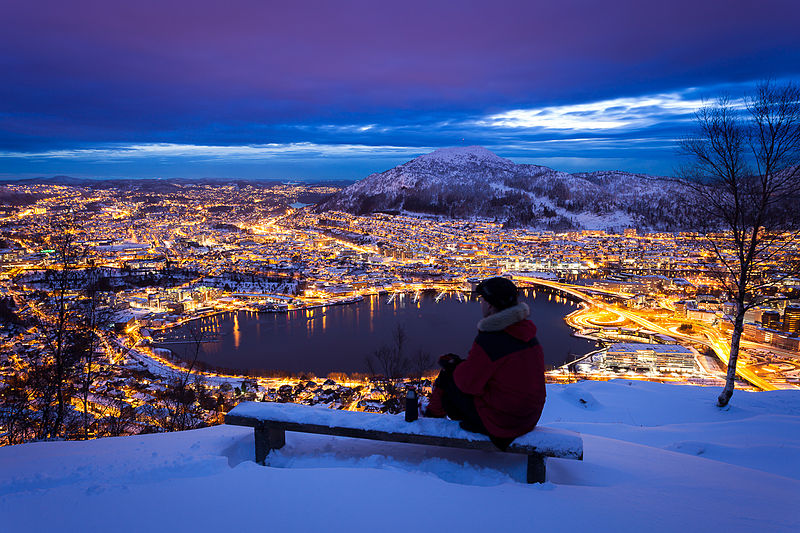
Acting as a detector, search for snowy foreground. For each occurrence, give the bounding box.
[2,381,799,532]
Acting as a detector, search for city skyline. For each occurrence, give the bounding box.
[2,0,800,180]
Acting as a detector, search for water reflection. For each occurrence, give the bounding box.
[233,312,240,349]
[156,289,595,375]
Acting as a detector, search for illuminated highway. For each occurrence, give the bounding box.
[517,276,779,391]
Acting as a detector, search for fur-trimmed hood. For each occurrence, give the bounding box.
[477,302,530,332]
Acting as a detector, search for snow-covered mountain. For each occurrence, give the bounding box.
[319,146,690,231]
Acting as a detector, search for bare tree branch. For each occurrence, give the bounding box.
[677,80,800,406]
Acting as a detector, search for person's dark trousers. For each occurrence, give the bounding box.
[434,368,514,451]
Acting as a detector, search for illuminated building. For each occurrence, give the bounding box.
[744,307,765,323]
[686,308,716,323]
[603,343,696,372]
[784,305,800,333]
[761,310,782,330]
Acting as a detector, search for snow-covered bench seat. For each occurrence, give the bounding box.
[225,401,583,483]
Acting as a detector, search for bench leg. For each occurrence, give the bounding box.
[254,427,286,465]
[526,453,546,483]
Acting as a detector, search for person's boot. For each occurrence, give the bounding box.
[424,386,446,417]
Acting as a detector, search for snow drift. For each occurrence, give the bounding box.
[1,380,798,532]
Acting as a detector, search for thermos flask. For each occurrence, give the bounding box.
[405,388,418,422]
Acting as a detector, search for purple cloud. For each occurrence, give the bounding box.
[1,0,799,178]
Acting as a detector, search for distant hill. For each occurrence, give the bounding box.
[0,176,350,190]
[318,146,692,231]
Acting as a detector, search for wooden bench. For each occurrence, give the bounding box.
[225,402,583,483]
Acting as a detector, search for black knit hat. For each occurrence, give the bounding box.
[476,277,518,310]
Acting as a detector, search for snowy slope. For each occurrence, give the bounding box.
[319,147,690,231]
[1,380,799,532]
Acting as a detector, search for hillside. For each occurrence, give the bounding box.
[318,146,691,231]
[1,380,798,532]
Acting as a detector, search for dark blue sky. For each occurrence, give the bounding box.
[2,0,799,181]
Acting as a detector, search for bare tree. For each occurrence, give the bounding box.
[366,323,411,380]
[159,319,207,431]
[74,268,117,439]
[678,80,800,406]
[365,323,414,412]
[96,395,140,437]
[30,215,86,438]
[409,348,434,382]
[0,373,34,445]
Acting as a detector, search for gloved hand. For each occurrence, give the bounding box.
[438,353,463,372]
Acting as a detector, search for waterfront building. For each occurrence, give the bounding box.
[603,343,696,372]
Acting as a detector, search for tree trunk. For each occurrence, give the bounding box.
[82,398,90,439]
[718,308,746,407]
[53,289,68,438]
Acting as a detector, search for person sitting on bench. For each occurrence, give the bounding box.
[426,277,546,450]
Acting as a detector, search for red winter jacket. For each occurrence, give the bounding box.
[453,303,546,439]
